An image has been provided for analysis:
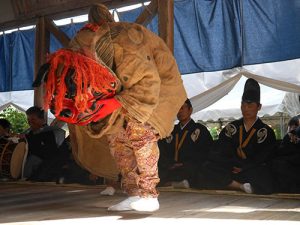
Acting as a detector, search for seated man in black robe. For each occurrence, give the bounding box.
[272,116,300,193]
[22,106,66,181]
[158,99,213,188]
[0,118,11,140]
[197,78,277,194]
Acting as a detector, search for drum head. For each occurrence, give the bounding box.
[10,142,27,179]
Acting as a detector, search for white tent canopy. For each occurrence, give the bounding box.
[190,76,299,121]
[182,59,300,122]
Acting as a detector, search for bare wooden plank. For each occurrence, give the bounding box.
[34,16,49,108]
[45,17,70,47]
[157,0,174,53]
[135,0,158,26]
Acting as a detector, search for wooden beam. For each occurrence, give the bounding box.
[0,18,37,31]
[11,0,21,18]
[157,0,174,53]
[2,0,150,31]
[135,0,158,26]
[34,17,50,108]
[45,17,70,47]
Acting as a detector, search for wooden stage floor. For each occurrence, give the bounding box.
[1,182,300,225]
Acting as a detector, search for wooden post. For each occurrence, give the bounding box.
[34,17,50,108]
[135,0,158,26]
[157,0,174,53]
[44,17,70,47]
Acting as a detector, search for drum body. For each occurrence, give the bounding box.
[0,139,27,179]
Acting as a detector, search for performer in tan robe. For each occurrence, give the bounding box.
[38,4,187,212]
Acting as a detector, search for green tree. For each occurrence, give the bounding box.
[209,126,220,140]
[0,106,29,133]
[273,128,281,140]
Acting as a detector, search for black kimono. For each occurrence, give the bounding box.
[272,127,300,193]
[24,125,66,181]
[158,119,213,187]
[198,118,277,194]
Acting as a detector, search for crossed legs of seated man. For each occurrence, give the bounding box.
[197,161,273,195]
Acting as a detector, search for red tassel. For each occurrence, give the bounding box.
[43,49,118,117]
[79,23,101,32]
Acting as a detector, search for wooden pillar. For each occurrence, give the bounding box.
[135,0,158,26]
[158,0,174,53]
[45,17,70,47]
[34,17,50,108]
[34,17,70,127]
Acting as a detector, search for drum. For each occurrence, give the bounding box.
[0,140,27,179]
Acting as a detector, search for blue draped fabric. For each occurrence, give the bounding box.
[1,0,300,92]
[0,23,85,92]
[242,0,300,65]
[0,34,12,91]
[50,22,85,52]
[173,0,241,73]
[118,0,300,74]
[12,30,35,91]
[117,6,158,34]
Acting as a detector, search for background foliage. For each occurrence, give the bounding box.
[0,106,29,133]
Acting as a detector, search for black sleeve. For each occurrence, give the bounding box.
[158,139,175,169]
[243,127,277,170]
[211,127,235,163]
[193,125,214,164]
[27,131,60,160]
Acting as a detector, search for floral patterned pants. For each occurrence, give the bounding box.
[107,117,160,197]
